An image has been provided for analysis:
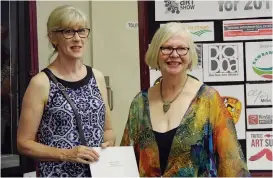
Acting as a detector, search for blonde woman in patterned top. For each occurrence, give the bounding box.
[121,22,250,177]
[17,5,115,177]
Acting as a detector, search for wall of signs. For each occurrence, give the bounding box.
[148,0,272,173]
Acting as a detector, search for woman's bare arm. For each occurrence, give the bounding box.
[17,73,70,161]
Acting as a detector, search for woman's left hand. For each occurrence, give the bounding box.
[101,141,114,148]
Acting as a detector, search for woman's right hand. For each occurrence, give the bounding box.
[63,145,100,164]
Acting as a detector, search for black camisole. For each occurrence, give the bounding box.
[153,127,178,175]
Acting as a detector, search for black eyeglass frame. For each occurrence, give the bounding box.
[52,28,91,39]
[159,46,190,56]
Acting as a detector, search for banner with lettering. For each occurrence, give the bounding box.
[246,83,272,106]
[155,0,272,21]
[223,19,273,41]
[247,108,273,129]
[246,131,273,170]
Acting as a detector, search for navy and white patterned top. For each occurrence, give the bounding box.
[37,66,105,177]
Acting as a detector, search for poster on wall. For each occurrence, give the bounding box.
[203,43,244,82]
[223,19,273,41]
[188,43,203,81]
[245,41,273,81]
[155,0,272,21]
[160,22,214,42]
[247,108,273,129]
[246,83,272,106]
[150,68,162,87]
[212,85,246,139]
[246,131,273,170]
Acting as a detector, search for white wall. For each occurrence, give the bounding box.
[91,1,140,145]
[36,1,92,70]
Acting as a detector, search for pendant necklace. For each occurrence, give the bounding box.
[160,76,188,114]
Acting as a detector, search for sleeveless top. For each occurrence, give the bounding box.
[153,127,178,175]
[37,66,106,177]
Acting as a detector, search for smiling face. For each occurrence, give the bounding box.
[47,5,89,61]
[158,33,191,76]
[50,24,89,60]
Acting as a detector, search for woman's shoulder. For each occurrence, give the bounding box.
[197,84,223,105]
[31,71,50,89]
[130,89,149,106]
[87,66,105,85]
[25,71,50,101]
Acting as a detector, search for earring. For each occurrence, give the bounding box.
[157,61,160,70]
[52,43,57,49]
[188,61,192,71]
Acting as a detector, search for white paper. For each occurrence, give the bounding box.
[155,1,272,21]
[246,83,272,106]
[161,22,214,42]
[246,108,273,129]
[245,41,273,81]
[212,85,246,139]
[223,19,273,41]
[89,146,139,177]
[246,131,273,170]
[203,43,244,82]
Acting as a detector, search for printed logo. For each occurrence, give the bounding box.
[249,133,273,161]
[252,51,273,79]
[248,115,259,125]
[222,96,242,124]
[164,0,195,14]
[191,29,212,37]
[208,44,239,76]
[249,148,272,161]
[248,114,273,125]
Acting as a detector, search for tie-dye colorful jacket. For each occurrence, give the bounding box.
[120,84,250,177]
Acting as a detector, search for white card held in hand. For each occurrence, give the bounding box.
[89,146,139,177]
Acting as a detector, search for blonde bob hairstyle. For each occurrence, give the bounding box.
[145,22,198,70]
[47,5,88,61]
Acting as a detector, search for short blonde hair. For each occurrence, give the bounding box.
[47,5,87,33]
[145,22,198,70]
[47,5,88,61]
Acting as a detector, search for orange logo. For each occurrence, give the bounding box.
[222,96,242,124]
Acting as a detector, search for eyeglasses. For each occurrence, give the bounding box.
[53,28,90,39]
[160,46,190,56]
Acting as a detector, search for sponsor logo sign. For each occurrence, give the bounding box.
[203,43,244,82]
[246,83,272,106]
[223,19,273,41]
[246,41,273,81]
[246,131,273,170]
[212,85,246,139]
[155,0,272,21]
[160,22,214,42]
[247,108,273,129]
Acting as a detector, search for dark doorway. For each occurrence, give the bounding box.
[1,1,38,176]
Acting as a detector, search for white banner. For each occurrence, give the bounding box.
[160,22,214,42]
[223,19,273,41]
[212,85,246,139]
[247,108,273,129]
[245,41,273,81]
[246,83,272,106]
[246,131,273,170]
[203,43,244,82]
[155,0,272,21]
